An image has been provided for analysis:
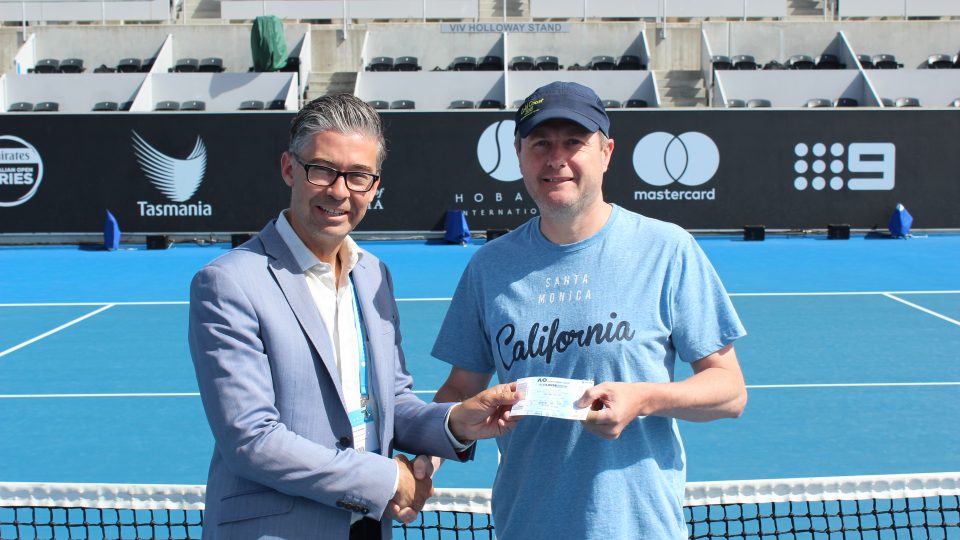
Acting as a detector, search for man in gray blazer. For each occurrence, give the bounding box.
[189,94,520,539]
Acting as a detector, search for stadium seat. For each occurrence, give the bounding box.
[950,98,960,108]
[199,57,224,73]
[711,55,733,71]
[616,55,645,70]
[477,99,503,109]
[926,54,952,69]
[895,97,920,108]
[140,58,156,72]
[601,99,621,109]
[726,99,746,108]
[173,58,199,73]
[625,99,648,108]
[857,55,874,69]
[872,54,901,69]
[34,101,59,112]
[509,56,535,71]
[117,58,141,73]
[155,100,180,111]
[93,65,116,73]
[746,99,771,108]
[390,100,415,110]
[834,97,859,107]
[535,55,560,71]
[59,58,85,73]
[368,56,393,71]
[239,100,265,110]
[268,100,286,110]
[804,98,832,108]
[762,60,786,70]
[34,58,59,73]
[786,55,815,70]
[732,55,757,70]
[450,56,477,71]
[880,97,895,107]
[449,99,475,109]
[955,52,960,68]
[478,55,503,71]
[8,102,33,112]
[588,55,616,70]
[815,54,844,69]
[394,56,420,71]
[92,101,119,111]
[367,100,389,110]
[181,100,206,111]
[120,101,133,111]
[281,56,300,73]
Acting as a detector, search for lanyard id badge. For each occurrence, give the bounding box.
[348,277,379,454]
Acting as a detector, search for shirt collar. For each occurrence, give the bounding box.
[275,210,363,275]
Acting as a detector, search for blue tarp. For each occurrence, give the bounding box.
[444,210,470,244]
[104,210,120,250]
[888,203,913,237]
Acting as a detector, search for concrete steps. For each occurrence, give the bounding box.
[306,71,358,101]
[654,69,706,108]
[788,0,829,18]
[479,0,528,20]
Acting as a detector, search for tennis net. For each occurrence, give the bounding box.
[2,472,958,539]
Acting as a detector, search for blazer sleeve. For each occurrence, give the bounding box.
[188,263,399,519]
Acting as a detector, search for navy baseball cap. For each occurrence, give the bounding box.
[514,81,610,138]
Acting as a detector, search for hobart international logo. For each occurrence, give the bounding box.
[0,135,43,207]
[792,142,895,191]
[449,120,536,219]
[131,131,212,217]
[632,132,719,201]
[477,120,521,182]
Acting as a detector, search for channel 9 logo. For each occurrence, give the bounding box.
[793,142,895,191]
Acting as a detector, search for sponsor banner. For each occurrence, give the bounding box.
[0,110,958,234]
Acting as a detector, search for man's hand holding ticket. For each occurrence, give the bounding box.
[511,376,595,420]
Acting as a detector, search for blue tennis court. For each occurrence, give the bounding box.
[1,234,958,492]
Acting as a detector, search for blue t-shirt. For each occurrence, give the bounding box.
[431,205,746,539]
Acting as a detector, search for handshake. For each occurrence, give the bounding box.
[385,382,522,523]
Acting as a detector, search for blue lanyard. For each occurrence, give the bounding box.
[349,276,368,400]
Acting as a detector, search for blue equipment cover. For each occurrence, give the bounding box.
[444,210,470,244]
[888,203,913,237]
[104,210,120,250]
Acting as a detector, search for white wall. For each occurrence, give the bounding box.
[715,70,872,107]
[867,71,960,107]
[4,73,146,111]
[149,72,295,111]
[356,71,503,109]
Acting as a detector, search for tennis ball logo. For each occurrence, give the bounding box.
[632,132,719,187]
[0,135,43,207]
[476,120,522,182]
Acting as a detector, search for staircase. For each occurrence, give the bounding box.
[787,0,829,19]
[478,0,528,20]
[181,0,220,22]
[306,72,358,101]
[655,70,706,108]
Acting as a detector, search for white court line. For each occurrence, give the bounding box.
[0,304,115,359]
[883,293,960,327]
[2,291,960,308]
[2,383,958,399]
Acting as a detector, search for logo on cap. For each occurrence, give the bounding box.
[519,98,543,122]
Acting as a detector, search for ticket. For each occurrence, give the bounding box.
[511,376,594,420]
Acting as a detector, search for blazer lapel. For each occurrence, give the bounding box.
[260,222,346,408]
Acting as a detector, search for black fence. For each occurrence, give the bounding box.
[1,110,957,234]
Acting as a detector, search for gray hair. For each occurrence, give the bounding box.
[288,93,387,169]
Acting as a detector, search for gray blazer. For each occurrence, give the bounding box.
[189,220,461,539]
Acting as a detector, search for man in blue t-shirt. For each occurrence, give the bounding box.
[429,81,748,539]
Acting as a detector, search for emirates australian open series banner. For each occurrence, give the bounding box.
[0,110,958,234]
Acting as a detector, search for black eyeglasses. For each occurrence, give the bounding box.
[291,154,380,193]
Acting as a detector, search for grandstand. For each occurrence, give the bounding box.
[1,0,959,238]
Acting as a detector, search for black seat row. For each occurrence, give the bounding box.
[448,56,505,71]
[31,58,85,74]
[8,101,59,112]
[171,57,225,73]
[368,100,415,110]
[726,99,773,108]
[713,54,847,71]
[447,99,504,109]
[366,56,421,72]
[155,100,207,111]
[239,99,287,110]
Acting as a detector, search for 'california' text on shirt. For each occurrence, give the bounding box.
[495,312,635,370]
